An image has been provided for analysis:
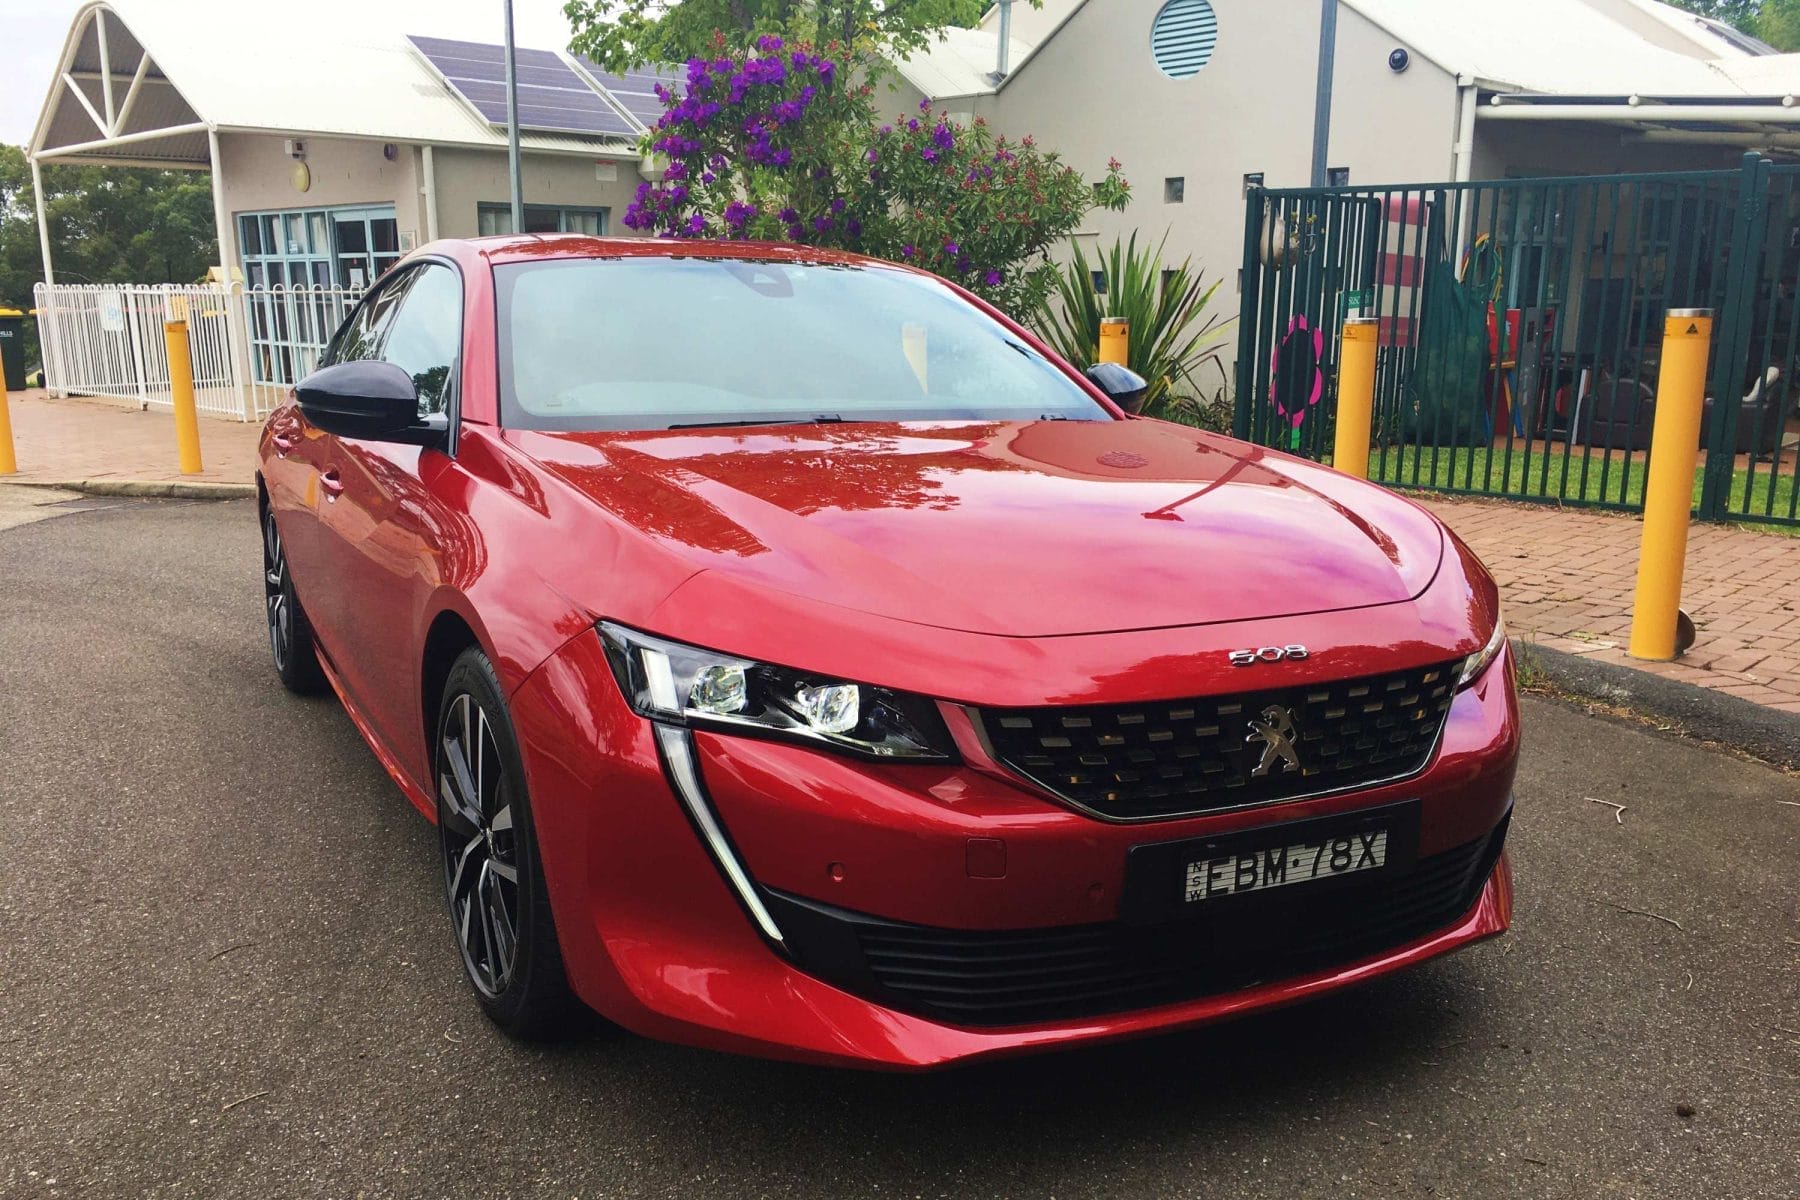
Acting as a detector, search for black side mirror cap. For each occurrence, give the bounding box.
[1085,362,1151,415]
[296,360,444,446]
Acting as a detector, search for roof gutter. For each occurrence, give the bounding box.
[1480,98,1800,123]
[1482,104,1800,123]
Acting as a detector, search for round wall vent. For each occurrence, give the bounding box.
[1151,0,1219,80]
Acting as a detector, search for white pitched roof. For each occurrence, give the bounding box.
[33,0,637,161]
[894,26,1033,99]
[1346,0,1793,97]
[946,0,1794,103]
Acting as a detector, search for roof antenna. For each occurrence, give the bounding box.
[994,0,1012,81]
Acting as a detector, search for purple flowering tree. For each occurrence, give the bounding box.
[622,35,1130,316]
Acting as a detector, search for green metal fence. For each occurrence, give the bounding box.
[1234,154,1800,528]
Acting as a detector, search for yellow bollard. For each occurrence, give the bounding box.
[901,322,928,392]
[0,362,15,475]
[164,319,203,475]
[1099,317,1129,366]
[1332,317,1380,479]
[1628,308,1713,661]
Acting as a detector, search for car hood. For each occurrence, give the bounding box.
[509,420,1444,638]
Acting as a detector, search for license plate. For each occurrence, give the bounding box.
[1184,828,1389,903]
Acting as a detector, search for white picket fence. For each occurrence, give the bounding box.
[33,282,365,421]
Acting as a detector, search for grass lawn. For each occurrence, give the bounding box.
[1362,445,1799,535]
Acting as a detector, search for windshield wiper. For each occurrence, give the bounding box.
[668,414,848,430]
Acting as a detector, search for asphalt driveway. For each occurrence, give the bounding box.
[1,495,1795,1199]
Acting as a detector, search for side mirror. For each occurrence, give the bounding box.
[295,360,443,445]
[1086,362,1150,415]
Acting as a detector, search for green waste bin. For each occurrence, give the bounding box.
[0,308,25,392]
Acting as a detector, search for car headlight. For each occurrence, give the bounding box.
[1457,613,1507,689]
[599,622,955,761]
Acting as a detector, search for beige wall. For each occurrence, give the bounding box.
[874,70,996,125]
[1326,4,1459,187]
[428,146,649,240]
[217,132,425,273]
[986,0,1456,284]
[214,132,650,276]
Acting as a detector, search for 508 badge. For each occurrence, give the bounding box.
[1228,644,1310,666]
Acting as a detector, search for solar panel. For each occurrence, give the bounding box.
[576,58,681,128]
[409,35,637,138]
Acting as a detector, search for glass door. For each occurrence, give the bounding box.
[330,207,401,290]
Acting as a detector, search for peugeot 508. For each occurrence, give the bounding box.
[257,235,1516,1069]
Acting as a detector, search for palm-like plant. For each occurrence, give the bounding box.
[1032,233,1233,427]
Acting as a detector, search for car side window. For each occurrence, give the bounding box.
[377,264,463,418]
[329,276,409,365]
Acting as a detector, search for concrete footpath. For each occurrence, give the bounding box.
[1417,496,1800,715]
[1,389,259,492]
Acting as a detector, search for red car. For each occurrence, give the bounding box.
[258,235,1516,1070]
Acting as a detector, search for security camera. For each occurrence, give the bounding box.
[1388,48,1410,73]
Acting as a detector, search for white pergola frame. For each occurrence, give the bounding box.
[28,4,223,289]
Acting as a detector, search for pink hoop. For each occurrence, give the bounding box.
[1268,316,1325,429]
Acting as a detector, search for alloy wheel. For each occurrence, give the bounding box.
[437,692,521,998]
[263,508,293,672]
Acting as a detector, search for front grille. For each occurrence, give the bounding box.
[976,660,1461,821]
[766,818,1507,1028]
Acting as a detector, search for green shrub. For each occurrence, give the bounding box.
[1031,233,1233,428]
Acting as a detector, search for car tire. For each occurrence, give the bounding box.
[434,647,584,1039]
[262,504,326,695]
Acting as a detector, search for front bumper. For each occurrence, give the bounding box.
[509,628,1519,1070]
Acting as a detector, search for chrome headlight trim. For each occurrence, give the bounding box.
[1457,614,1507,690]
[653,724,786,947]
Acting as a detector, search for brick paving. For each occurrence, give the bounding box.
[1,388,261,488]
[4,387,1795,712]
[1415,496,1800,714]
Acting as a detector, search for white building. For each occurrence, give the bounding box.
[28,0,657,294]
[890,0,1800,279]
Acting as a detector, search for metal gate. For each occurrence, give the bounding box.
[1235,154,1799,529]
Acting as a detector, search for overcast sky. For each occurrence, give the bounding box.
[0,0,586,148]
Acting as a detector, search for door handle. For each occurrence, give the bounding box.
[320,468,345,500]
[272,433,296,455]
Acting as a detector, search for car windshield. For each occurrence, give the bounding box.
[492,256,1112,430]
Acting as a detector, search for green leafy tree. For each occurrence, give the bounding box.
[1663,0,1800,49]
[0,144,215,366]
[1753,0,1800,48]
[565,0,1024,71]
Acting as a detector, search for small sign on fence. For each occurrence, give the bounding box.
[98,290,125,333]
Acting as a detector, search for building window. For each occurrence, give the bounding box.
[1164,176,1185,204]
[478,203,608,236]
[1091,270,1109,296]
[1151,0,1218,80]
[237,203,400,385]
[238,204,399,293]
[1326,166,1350,187]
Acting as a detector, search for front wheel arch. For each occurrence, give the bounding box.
[421,609,482,786]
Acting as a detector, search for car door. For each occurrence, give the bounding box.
[310,261,466,769]
[288,273,409,680]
